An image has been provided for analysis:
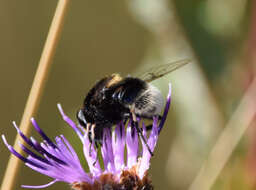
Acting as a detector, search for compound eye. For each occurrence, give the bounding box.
[77,109,87,127]
[122,87,139,104]
[123,95,133,104]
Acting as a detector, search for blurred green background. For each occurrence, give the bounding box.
[0,0,254,189]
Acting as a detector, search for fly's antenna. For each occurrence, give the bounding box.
[88,124,100,166]
[87,124,95,157]
[93,142,100,166]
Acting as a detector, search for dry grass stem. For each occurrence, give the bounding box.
[189,78,256,190]
[0,0,70,189]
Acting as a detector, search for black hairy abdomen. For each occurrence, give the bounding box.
[81,76,147,141]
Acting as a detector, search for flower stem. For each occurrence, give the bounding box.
[0,0,70,189]
[188,78,256,190]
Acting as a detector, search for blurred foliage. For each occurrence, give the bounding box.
[175,0,250,79]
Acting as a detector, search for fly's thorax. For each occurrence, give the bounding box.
[133,84,164,117]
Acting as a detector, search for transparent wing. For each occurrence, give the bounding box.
[135,58,191,82]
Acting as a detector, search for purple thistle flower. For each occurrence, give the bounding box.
[2,84,171,190]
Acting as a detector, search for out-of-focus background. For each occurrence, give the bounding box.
[0,0,255,189]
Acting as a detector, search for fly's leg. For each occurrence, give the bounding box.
[131,111,154,157]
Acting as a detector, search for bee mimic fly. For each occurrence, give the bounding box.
[77,59,190,157]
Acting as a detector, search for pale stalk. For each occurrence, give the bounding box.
[0,0,70,190]
[189,78,256,190]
